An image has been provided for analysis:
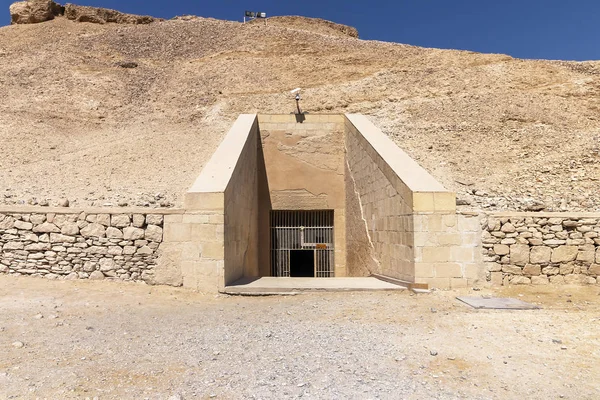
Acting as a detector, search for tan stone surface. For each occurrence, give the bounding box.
[509,244,530,266]
[530,246,552,264]
[551,246,579,263]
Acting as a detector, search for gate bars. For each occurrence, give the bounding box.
[270,210,334,277]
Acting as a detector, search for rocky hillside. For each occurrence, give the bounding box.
[1,2,599,211]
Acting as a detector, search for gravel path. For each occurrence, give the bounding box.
[1,276,599,399]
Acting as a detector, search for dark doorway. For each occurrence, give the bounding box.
[290,250,315,277]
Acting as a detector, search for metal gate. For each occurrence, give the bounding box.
[270,210,334,277]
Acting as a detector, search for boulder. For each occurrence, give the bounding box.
[10,0,63,24]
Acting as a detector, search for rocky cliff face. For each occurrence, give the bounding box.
[9,0,159,25]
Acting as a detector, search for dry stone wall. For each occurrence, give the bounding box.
[0,211,164,282]
[482,215,600,286]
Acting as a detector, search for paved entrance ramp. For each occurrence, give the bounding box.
[223,277,406,295]
[457,296,540,310]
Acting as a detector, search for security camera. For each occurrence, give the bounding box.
[290,88,301,94]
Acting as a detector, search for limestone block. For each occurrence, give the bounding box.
[49,233,76,243]
[551,246,578,263]
[191,224,220,242]
[28,214,45,225]
[559,263,574,275]
[510,244,529,266]
[490,272,503,286]
[577,249,595,263]
[108,246,123,256]
[501,223,516,233]
[123,227,145,240]
[433,263,462,278]
[163,223,192,242]
[415,263,434,278]
[123,246,136,255]
[596,249,600,263]
[96,214,110,226]
[145,225,163,242]
[589,264,600,276]
[132,214,146,228]
[89,271,105,280]
[87,246,107,255]
[24,243,50,251]
[111,214,131,228]
[502,265,523,275]
[450,278,468,288]
[530,246,551,264]
[136,246,153,255]
[14,220,33,230]
[421,247,451,263]
[485,262,502,272]
[450,247,474,263]
[82,261,97,272]
[412,193,434,212]
[80,223,106,238]
[564,274,590,285]
[201,242,224,259]
[106,227,124,239]
[60,222,79,236]
[146,214,164,226]
[0,215,16,229]
[464,263,480,279]
[493,244,510,255]
[523,264,541,276]
[531,276,549,285]
[4,242,24,250]
[33,222,60,233]
[510,276,531,285]
[99,259,116,272]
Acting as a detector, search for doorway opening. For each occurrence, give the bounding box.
[290,250,315,277]
[270,210,334,277]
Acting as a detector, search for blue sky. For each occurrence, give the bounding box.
[2,0,598,60]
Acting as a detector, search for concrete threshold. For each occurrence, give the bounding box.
[222,277,407,295]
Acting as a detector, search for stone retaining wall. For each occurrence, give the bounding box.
[0,210,165,282]
[482,214,600,286]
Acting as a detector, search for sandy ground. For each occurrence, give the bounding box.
[1,275,599,399]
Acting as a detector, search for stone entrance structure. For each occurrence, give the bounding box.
[160,114,481,292]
